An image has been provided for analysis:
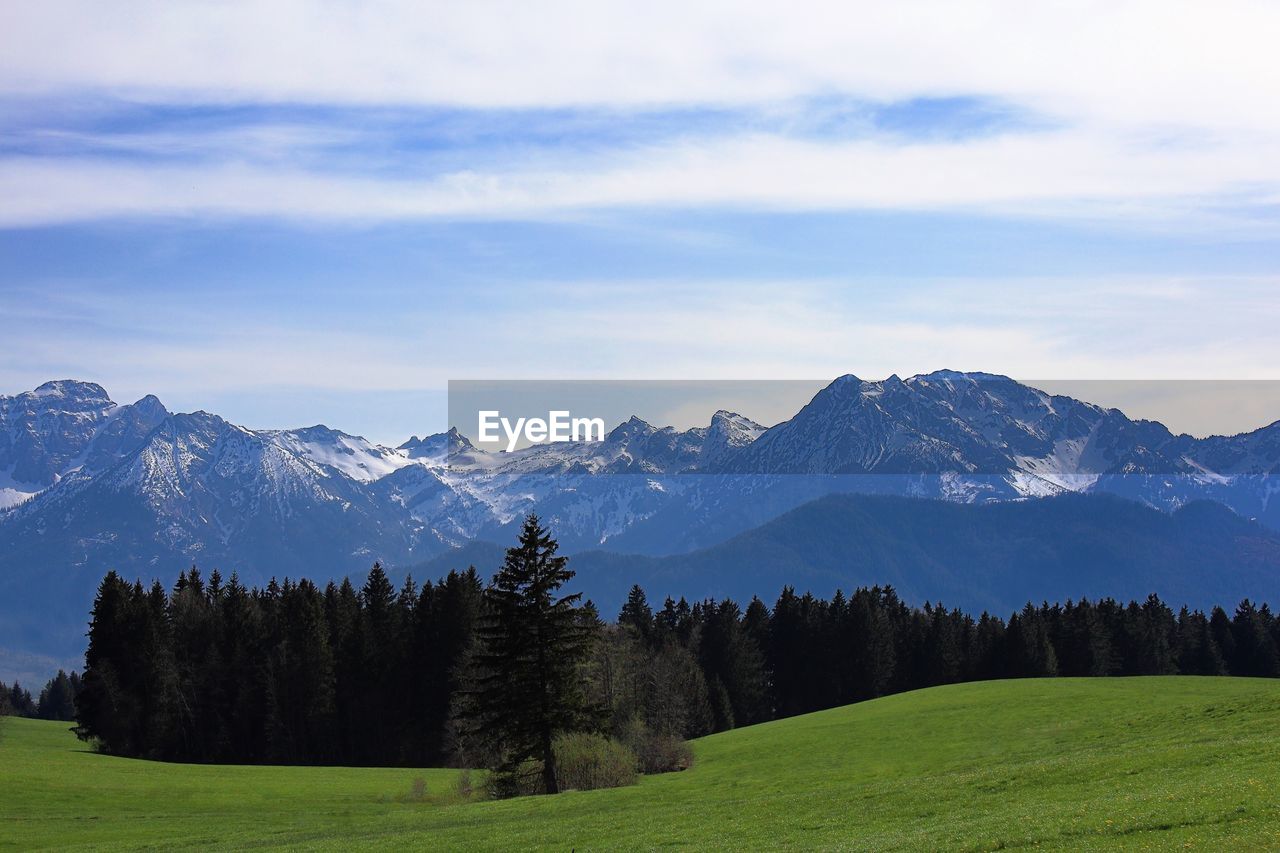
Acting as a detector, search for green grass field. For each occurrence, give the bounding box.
[3,677,1279,850]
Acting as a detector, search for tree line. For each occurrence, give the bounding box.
[1,670,80,721]
[75,514,1280,773]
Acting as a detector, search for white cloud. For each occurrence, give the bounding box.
[2,1,1278,132]
[4,274,1279,436]
[4,276,1276,394]
[2,124,1278,227]
[2,1,1278,226]
[3,3,1277,435]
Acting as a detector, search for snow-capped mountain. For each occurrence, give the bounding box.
[710,372,1280,503]
[0,380,168,509]
[2,371,1279,672]
[266,425,416,482]
[700,409,768,467]
[414,371,1280,551]
[4,372,1279,564]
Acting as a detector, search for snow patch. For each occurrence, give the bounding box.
[268,429,414,482]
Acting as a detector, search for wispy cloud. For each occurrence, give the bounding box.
[2,125,1278,228]
[3,1,1277,130]
[1,0,1277,438]
[0,1,1278,227]
[3,275,1276,394]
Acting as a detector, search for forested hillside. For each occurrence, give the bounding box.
[76,559,1280,765]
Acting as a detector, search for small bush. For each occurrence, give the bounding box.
[638,732,694,774]
[482,759,545,799]
[619,717,695,775]
[552,732,638,791]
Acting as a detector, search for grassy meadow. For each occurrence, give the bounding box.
[3,676,1279,850]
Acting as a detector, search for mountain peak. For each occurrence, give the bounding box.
[701,409,766,465]
[446,427,476,452]
[130,394,167,415]
[398,428,475,461]
[0,380,132,495]
[708,409,765,433]
[607,415,655,442]
[910,369,1015,385]
[29,379,112,403]
[7,380,115,412]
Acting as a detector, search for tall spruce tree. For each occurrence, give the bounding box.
[37,670,77,721]
[618,585,653,639]
[698,599,769,729]
[465,514,596,795]
[75,571,139,753]
[6,681,36,717]
[416,568,483,763]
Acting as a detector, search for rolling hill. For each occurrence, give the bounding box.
[3,677,1278,849]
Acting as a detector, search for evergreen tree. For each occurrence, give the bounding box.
[698,599,769,728]
[1056,599,1115,677]
[328,577,364,763]
[924,603,964,686]
[1208,606,1237,672]
[358,563,401,763]
[1006,605,1058,677]
[1174,606,1225,675]
[842,587,897,700]
[265,579,336,763]
[654,596,681,640]
[1121,595,1177,675]
[967,612,1005,681]
[618,585,654,639]
[768,587,806,717]
[76,571,142,753]
[220,571,265,762]
[1230,600,1280,677]
[417,568,483,763]
[37,670,77,721]
[463,514,597,795]
[6,681,37,717]
[742,597,772,659]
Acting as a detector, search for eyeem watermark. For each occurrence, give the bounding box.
[478,410,606,452]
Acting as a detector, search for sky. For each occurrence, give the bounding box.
[2,1,1279,443]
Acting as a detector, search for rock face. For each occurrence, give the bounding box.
[2,371,1279,670]
[0,380,169,509]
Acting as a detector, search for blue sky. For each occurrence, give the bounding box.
[2,1,1279,442]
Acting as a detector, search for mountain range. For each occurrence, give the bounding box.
[2,371,1279,680]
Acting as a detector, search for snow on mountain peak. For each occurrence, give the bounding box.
[701,410,767,466]
[268,425,414,482]
[30,379,113,403]
[5,373,1280,588]
[1,379,167,503]
[606,415,655,442]
[398,428,477,464]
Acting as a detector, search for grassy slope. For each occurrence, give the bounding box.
[3,677,1279,851]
